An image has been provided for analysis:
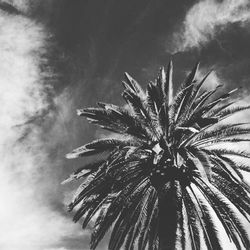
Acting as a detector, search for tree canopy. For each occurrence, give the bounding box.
[65,61,250,250]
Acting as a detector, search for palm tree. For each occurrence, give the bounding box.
[65,61,250,250]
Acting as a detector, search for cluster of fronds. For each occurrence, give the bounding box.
[65,61,250,250]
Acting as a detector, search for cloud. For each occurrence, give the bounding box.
[170,0,250,52]
[1,0,44,13]
[0,6,84,250]
[197,69,222,90]
[0,0,31,13]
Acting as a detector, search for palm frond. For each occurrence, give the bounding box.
[163,60,173,106]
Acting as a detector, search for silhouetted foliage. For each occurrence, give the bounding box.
[65,61,250,250]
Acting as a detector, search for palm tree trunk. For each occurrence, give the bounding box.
[158,182,178,250]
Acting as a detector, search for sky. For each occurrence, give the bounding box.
[1,0,250,249]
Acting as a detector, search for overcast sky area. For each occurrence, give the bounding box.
[1,0,250,249]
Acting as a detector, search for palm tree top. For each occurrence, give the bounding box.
[65,61,250,250]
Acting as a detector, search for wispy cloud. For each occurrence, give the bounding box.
[0,6,83,250]
[170,0,250,52]
[1,0,49,14]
